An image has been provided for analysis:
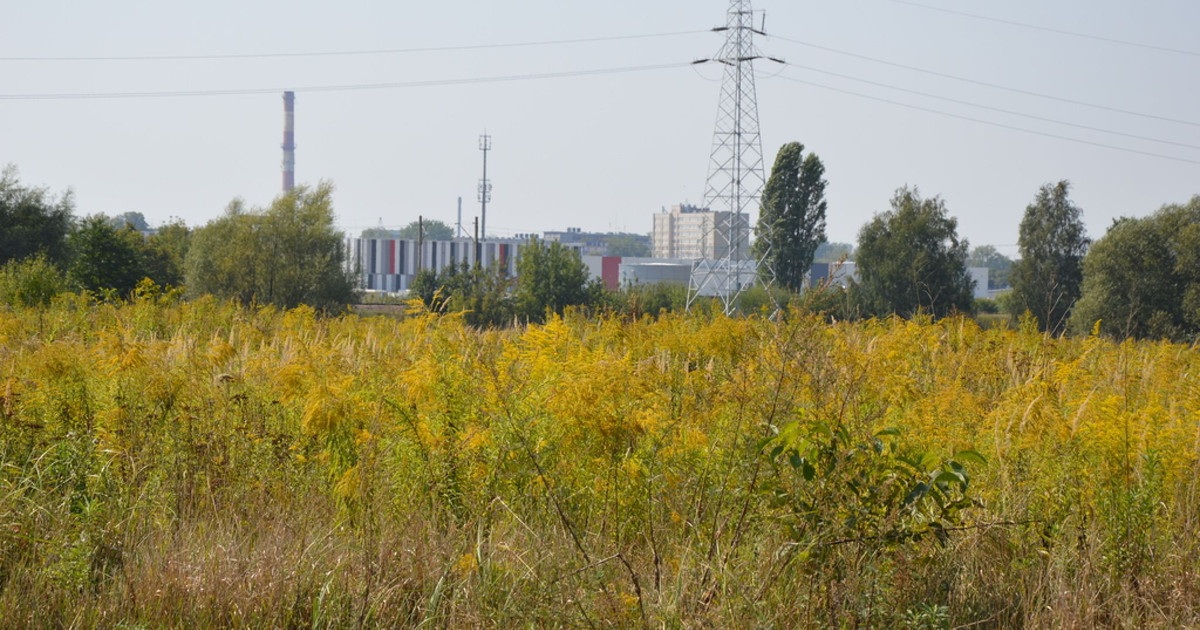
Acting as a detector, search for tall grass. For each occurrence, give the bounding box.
[0,294,1197,628]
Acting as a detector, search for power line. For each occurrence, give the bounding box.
[889,0,1200,58]
[0,62,690,100]
[769,35,1200,129]
[782,62,1200,152]
[0,30,707,62]
[775,73,1200,167]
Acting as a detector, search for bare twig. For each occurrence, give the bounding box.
[617,552,650,630]
[551,554,620,585]
[802,519,1043,548]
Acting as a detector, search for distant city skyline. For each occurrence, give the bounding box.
[3,0,1199,256]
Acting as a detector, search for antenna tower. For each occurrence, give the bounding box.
[478,134,493,243]
[687,0,771,314]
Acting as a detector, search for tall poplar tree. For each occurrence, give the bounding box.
[754,142,827,291]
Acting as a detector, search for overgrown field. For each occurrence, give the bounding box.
[1,295,1198,628]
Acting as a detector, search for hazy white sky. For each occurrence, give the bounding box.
[3,0,1198,255]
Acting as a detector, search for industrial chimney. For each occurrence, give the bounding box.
[282,91,296,193]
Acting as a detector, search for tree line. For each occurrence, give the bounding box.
[4,158,1199,342]
[0,167,354,311]
[752,141,1200,342]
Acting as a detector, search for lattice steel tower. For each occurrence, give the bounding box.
[687,0,771,314]
[478,133,492,243]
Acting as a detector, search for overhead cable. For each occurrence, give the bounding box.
[889,0,1200,58]
[0,62,690,100]
[783,62,1200,152]
[776,73,1200,167]
[0,30,707,62]
[769,35,1200,128]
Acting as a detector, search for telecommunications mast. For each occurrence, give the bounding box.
[478,134,493,243]
[282,91,296,193]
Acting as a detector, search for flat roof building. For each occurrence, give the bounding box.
[652,204,750,260]
[346,236,582,293]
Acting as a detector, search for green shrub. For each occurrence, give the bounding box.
[0,254,68,307]
[973,297,999,314]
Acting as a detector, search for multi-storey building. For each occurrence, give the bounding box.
[651,204,750,260]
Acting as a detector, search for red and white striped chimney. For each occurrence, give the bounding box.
[282,91,296,193]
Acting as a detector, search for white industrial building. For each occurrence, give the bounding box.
[347,237,581,293]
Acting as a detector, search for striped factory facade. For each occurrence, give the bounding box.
[346,237,583,293]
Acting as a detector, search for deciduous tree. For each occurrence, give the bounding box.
[1070,196,1200,341]
[854,187,973,318]
[399,219,454,240]
[967,245,1013,290]
[602,234,650,258]
[1009,181,1089,334]
[411,262,515,327]
[106,211,149,232]
[754,142,828,291]
[814,242,853,263]
[0,166,73,266]
[185,183,356,311]
[144,219,191,288]
[515,237,597,322]
[67,216,148,296]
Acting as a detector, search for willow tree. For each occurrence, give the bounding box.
[185,183,356,311]
[855,187,973,318]
[1070,196,1200,341]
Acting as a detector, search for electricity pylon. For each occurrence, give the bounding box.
[687,0,780,314]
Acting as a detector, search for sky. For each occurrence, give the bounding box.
[2,0,1199,256]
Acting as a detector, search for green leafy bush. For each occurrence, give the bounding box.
[0,254,68,307]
